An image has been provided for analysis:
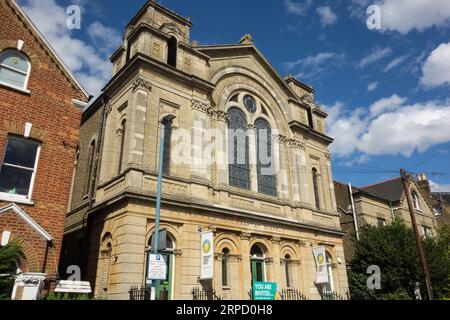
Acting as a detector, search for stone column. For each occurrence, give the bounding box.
[271,236,282,287]
[324,152,337,212]
[239,232,252,300]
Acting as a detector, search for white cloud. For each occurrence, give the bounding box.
[325,97,450,157]
[21,0,122,95]
[383,55,408,72]
[429,180,450,192]
[350,0,450,33]
[87,21,122,55]
[358,47,392,68]
[283,0,312,16]
[421,42,450,88]
[369,94,406,116]
[316,6,338,27]
[367,82,378,92]
[285,52,346,80]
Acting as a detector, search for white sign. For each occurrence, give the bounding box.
[147,254,167,280]
[200,231,214,280]
[313,246,329,284]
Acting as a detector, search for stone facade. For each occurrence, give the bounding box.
[335,177,439,262]
[63,0,348,300]
[0,0,88,295]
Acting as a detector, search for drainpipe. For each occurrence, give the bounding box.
[348,183,360,241]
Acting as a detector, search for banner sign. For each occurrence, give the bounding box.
[253,282,277,300]
[313,246,329,284]
[147,254,167,280]
[200,231,214,280]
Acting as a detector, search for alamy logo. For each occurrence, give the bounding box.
[366,5,382,30]
[66,5,81,30]
[367,265,381,290]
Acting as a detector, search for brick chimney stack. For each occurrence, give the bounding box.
[417,173,431,199]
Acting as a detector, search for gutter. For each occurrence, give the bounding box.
[349,183,360,241]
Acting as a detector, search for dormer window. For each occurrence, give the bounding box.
[0,49,31,91]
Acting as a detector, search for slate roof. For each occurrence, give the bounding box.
[359,177,404,203]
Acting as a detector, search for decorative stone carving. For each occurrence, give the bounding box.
[215,253,243,262]
[239,232,251,240]
[174,249,183,257]
[280,259,302,266]
[301,93,314,105]
[132,78,152,93]
[265,257,274,264]
[191,99,213,114]
[210,110,229,122]
[297,240,307,247]
[105,104,113,116]
[239,33,254,44]
[287,138,306,150]
[271,236,281,245]
[247,124,255,130]
[273,134,287,144]
[324,152,332,160]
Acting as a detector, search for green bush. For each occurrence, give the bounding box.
[0,241,22,300]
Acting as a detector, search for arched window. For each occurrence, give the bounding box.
[118,120,126,174]
[222,248,230,287]
[0,50,31,89]
[312,168,320,210]
[228,107,250,190]
[412,191,420,210]
[85,140,96,195]
[250,244,266,283]
[255,118,276,196]
[285,254,291,288]
[167,36,177,68]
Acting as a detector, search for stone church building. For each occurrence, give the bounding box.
[62,0,349,300]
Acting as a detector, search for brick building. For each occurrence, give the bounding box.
[0,0,89,300]
[63,0,349,300]
[334,176,438,262]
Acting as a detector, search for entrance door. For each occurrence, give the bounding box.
[251,260,265,283]
[154,253,173,300]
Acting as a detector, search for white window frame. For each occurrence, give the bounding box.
[0,136,41,204]
[422,226,432,238]
[0,50,31,93]
[412,191,421,211]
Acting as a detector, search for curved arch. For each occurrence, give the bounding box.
[249,239,272,257]
[215,233,239,254]
[213,72,291,136]
[280,243,300,259]
[0,49,31,89]
[13,237,40,273]
[146,224,181,250]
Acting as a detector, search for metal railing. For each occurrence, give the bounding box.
[320,290,347,300]
[192,287,222,300]
[129,285,151,301]
[279,288,309,300]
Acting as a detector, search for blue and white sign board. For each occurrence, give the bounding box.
[147,254,167,280]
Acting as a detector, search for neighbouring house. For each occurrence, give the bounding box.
[0,0,89,300]
[334,175,438,262]
[61,0,349,300]
[416,174,450,227]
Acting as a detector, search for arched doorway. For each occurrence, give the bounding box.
[147,233,175,300]
[250,244,266,283]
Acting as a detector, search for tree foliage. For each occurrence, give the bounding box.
[348,222,450,300]
[0,241,22,300]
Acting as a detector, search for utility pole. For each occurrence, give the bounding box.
[400,169,434,300]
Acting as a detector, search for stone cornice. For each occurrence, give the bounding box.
[132,78,152,93]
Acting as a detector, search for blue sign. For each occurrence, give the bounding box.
[253,282,277,300]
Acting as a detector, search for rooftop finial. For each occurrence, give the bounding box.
[239,33,254,44]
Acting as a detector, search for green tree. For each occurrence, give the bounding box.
[348,221,450,300]
[0,241,22,300]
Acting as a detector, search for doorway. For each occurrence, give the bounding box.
[250,244,266,283]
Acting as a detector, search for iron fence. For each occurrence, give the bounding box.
[279,288,309,300]
[321,291,347,300]
[129,285,151,301]
[192,287,222,300]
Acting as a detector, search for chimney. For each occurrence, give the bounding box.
[417,173,431,199]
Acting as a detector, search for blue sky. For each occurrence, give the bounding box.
[19,0,450,191]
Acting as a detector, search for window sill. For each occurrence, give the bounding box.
[0,193,34,206]
[0,81,31,95]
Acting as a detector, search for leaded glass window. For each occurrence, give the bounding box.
[255,118,276,196]
[312,168,320,210]
[228,107,250,190]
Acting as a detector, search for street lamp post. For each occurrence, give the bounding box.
[151,115,175,300]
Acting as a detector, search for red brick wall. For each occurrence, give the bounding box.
[0,0,87,278]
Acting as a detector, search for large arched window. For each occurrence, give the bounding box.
[312,168,320,210]
[84,140,96,195]
[118,120,126,174]
[250,244,266,283]
[228,107,250,190]
[0,50,31,89]
[255,118,276,196]
[284,254,291,288]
